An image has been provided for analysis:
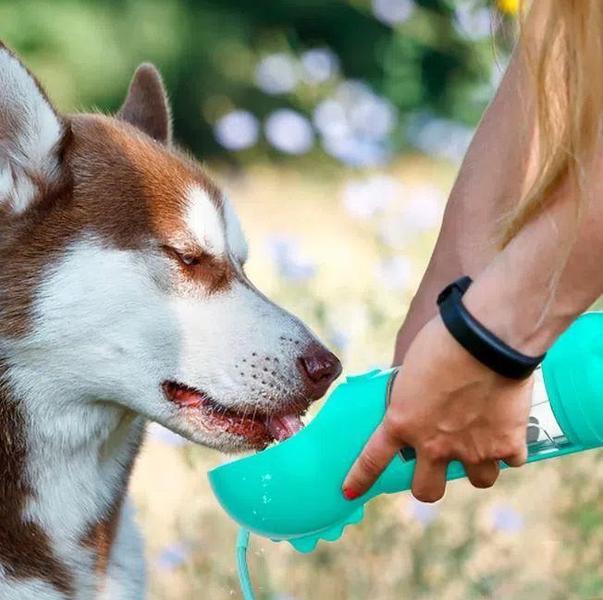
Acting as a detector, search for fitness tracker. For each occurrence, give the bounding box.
[437,276,545,379]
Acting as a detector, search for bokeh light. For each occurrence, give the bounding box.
[372,0,416,26]
[265,109,315,155]
[255,53,300,95]
[214,110,260,151]
[300,48,340,85]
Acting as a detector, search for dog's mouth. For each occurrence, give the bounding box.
[162,381,306,448]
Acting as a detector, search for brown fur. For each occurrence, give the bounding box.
[0,51,77,587]
[0,113,231,338]
[118,63,172,146]
[0,365,75,596]
[81,418,143,590]
[0,112,236,595]
[0,47,237,595]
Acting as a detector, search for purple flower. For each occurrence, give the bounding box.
[328,329,350,353]
[156,542,190,570]
[372,0,416,26]
[147,423,188,448]
[401,185,445,231]
[491,505,524,533]
[255,54,300,95]
[454,3,493,41]
[407,113,473,164]
[408,497,438,525]
[214,110,259,151]
[322,135,391,167]
[376,256,413,291]
[265,109,314,155]
[301,48,339,84]
[314,81,397,167]
[265,235,316,282]
[341,175,400,219]
[313,99,349,139]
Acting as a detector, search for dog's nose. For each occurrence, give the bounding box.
[298,345,342,399]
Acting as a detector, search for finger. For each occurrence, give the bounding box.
[503,444,528,467]
[411,454,447,503]
[464,460,500,489]
[342,422,401,500]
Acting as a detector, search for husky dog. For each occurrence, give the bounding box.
[0,44,341,599]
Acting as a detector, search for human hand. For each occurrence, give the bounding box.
[342,315,533,502]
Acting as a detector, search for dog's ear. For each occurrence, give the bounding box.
[0,43,65,214]
[117,63,172,146]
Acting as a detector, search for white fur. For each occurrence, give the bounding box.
[99,501,146,600]
[3,239,168,598]
[168,282,312,413]
[22,232,312,443]
[0,503,144,600]
[0,570,62,600]
[1,212,321,594]
[0,47,62,213]
[185,185,225,254]
[13,231,316,449]
[223,196,249,262]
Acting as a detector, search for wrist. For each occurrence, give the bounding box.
[462,269,575,356]
[393,272,457,364]
[422,314,508,384]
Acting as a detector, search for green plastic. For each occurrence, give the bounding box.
[209,312,603,553]
[541,312,603,448]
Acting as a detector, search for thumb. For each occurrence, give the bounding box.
[342,422,401,500]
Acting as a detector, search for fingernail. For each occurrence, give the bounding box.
[343,486,360,501]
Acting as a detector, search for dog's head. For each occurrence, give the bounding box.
[0,45,341,452]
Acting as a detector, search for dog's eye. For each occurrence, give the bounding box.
[179,253,200,267]
[163,246,202,267]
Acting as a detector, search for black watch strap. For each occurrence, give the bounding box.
[436,276,545,379]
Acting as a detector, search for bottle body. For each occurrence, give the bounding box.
[385,368,578,492]
[209,313,603,552]
[378,312,603,494]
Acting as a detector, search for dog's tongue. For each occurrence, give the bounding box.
[265,414,304,441]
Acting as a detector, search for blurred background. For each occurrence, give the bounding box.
[3,0,603,598]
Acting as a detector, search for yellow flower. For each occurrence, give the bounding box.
[497,0,519,15]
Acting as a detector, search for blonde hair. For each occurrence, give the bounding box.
[502,0,603,246]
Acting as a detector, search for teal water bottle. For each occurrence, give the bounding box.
[209,312,603,554]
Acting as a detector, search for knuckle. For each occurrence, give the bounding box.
[510,442,527,461]
[492,445,507,459]
[494,436,525,461]
[512,440,527,455]
[383,413,406,438]
[463,452,482,467]
[357,452,381,476]
[421,440,447,462]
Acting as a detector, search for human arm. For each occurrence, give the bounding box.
[343,47,603,502]
[393,50,535,363]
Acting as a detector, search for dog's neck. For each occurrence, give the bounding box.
[0,358,145,597]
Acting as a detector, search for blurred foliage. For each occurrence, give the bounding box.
[0,0,514,165]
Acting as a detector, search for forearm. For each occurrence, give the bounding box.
[464,167,603,356]
[394,50,534,363]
